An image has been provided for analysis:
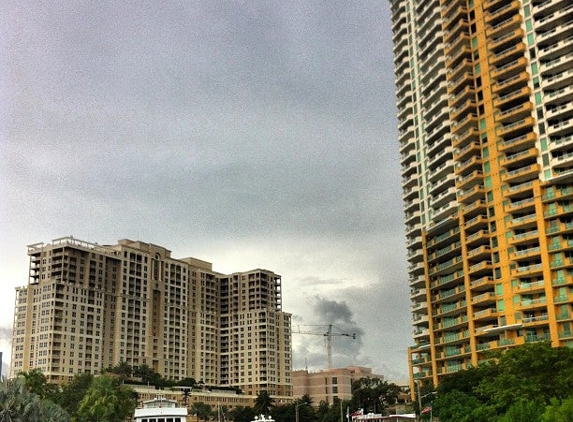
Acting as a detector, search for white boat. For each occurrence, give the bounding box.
[134,394,188,422]
[252,415,275,422]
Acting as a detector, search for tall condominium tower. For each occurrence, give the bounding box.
[11,237,292,396]
[390,0,573,388]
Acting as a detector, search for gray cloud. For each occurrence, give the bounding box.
[1,0,408,380]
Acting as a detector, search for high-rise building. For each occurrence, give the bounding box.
[10,237,292,396]
[390,0,573,389]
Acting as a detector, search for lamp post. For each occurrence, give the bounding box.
[419,392,437,422]
[295,399,299,422]
[415,380,422,421]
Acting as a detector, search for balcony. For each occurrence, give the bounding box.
[505,196,536,213]
[500,148,539,168]
[470,276,495,292]
[456,155,483,176]
[517,279,546,293]
[486,14,521,38]
[452,128,480,151]
[499,132,537,153]
[468,261,494,277]
[546,100,573,120]
[458,184,486,203]
[548,117,573,138]
[539,35,573,63]
[467,245,492,261]
[516,297,547,311]
[484,0,521,25]
[495,87,532,113]
[497,102,534,125]
[509,228,539,245]
[535,3,573,33]
[493,72,530,97]
[490,42,526,67]
[504,181,535,200]
[462,199,487,218]
[457,170,484,191]
[511,263,543,278]
[539,53,573,76]
[449,86,476,110]
[464,213,489,231]
[551,150,573,171]
[537,20,573,48]
[442,2,468,30]
[491,57,528,80]
[501,163,540,184]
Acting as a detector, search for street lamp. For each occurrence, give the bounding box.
[414,380,436,422]
[419,391,437,422]
[295,400,299,422]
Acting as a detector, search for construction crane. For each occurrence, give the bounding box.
[294,324,357,370]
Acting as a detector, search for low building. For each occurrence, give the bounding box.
[292,366,384,404]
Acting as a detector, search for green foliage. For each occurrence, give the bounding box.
[18,368,58,399]
[497,399,545,422]
[351,377,400,414]
[76,375,137,422]
[0,377,70,422]
[315,398,349,422]
[176,377,197,387]
[56,372,94,416]
[432,342,573,422]
[106,360,132,381]
[433,390,481,422]
[254,390,274,415]
[191,401,213,422]
[542,397,573,422]
[230,405,256,422]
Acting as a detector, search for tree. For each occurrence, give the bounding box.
[106,360,133,382]
[432,390,484,422]
[0,377,70,422]
[254,390,274,416]
[351,377,401,414]
[55,372,94,417]
[18,368,57,399]
[431,342,573,421]
[477,342,573,414]
[76,375,137,422]
[543,397,573,422]
[132,363,158,385]
[177,377,197,387]
[497,399,545,422]
[315,398,349,422]
[191,401,213,422]
[230,405,256,422]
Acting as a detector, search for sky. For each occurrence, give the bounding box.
[1,1,411,382]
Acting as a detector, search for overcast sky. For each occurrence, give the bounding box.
[1,0,410,382]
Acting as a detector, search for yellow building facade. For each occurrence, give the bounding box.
[391,0,573,391]
[10,236,292,396]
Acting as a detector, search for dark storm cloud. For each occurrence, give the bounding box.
[292,296,365,371]
[1,0,408,378]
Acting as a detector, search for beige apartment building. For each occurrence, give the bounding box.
[293,366,384,404]
[10,236,292,396]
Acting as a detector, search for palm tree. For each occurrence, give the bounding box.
[0,377,70,422]
[254,390,274,416]
[191,401,212,422]
[76,375,136,422]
